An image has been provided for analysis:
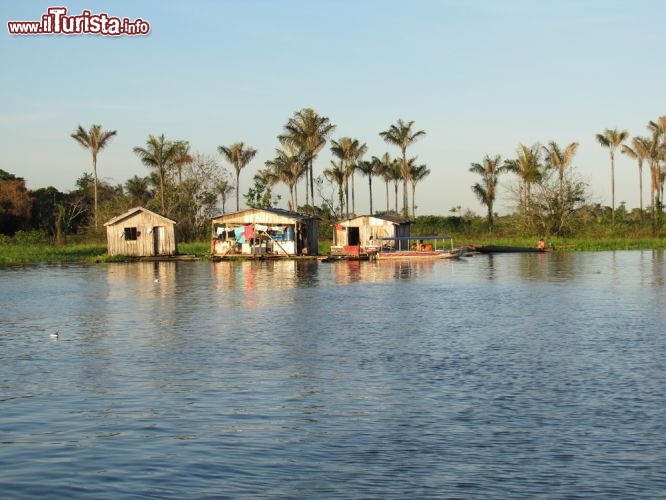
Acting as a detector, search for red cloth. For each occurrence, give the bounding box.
[244,225,254,239]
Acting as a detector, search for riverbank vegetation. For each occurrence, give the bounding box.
[1,214,664,265]
[1,109,665,262]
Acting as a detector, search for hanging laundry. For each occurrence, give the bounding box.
[255,224,268,232]
[244,225,254,239]
[234,227,244,242]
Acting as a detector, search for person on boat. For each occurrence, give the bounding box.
[537,238,546,250]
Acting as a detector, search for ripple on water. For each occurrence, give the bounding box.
[0,255,665,498]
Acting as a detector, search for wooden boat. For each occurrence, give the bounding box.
[375,248,464,260]
[376,236,464,260]
[471,245,549,254]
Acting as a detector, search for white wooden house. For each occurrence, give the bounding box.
[332,214,411,255]
[211,208,319,257]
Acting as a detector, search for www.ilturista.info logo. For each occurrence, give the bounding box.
[7,7,150,36]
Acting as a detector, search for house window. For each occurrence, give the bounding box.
[124,227,138,241]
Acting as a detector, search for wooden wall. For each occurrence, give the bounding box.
[106,212,177,257]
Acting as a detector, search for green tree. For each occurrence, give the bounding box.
[357,158,379,216]
[172,153,222,241]
[379,119,426,218]
[647,116,666,227]
[133,134,186,215]
[621,136,651,224]
[244,175,279,209]
[408,159,430,218]
[330,137,367,218]
[279,108,336,209]
[70,124,117,229]
[469,154,507,232]
[124,175,152,207]
[215,178,234,214]
[173,141,193,185]
[264,146,303,211]
[504,143,544,215]
[595,128,629,225]
[373,153,395,213]
[543,141,579,206]
[323,160,346,218]
[0,170,32,235]
[217,142,258,212]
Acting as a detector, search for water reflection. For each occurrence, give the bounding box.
[328,259,444,284]
[471,250,666,287]
[211,259,321,293]
[1,252,665,498]
[651,249,665,286]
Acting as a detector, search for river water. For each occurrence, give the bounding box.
[1,251,665,499]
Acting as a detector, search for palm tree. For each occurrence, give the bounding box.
[389,158,402,214]
[124,175,152,207]
[379,119,426,218]
[356,158,379,215]
[373,153,394,213]
[323,160,346,217]
[215,178,234,214]
[330,137,367,218]
[596,128,629,225]
[348,141,367,215]
[217,142,258,211]
[265,147,303,211]
[408,160,430,218]
[279,108,336,208]
[70,124,117,229]
[133,134,183,214]
[543,141,579,204]
[504,143,543,214]
[173,141,193,184]
[469,154,507,232]
[647,117,666,224]
[621,136,651,224]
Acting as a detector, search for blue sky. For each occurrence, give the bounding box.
[2,0,665,216]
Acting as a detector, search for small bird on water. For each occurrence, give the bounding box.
[50,331,59,339]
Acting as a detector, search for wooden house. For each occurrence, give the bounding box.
[104,207,177,257]
[211,208,319,257]
[332,214,411,256]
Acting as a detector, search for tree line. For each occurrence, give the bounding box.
[1,109,665,242]
[466,116,665,236]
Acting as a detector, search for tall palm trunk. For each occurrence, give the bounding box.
[308,158,315,208]
[610,151,616,225]
[385,181,389,212]
[411,183,416,219]
[92,153,98,229]
[638,161,644,224]
[351,170,356,216]
[401,150,408,218]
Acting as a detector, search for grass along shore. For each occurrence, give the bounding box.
[0,238,665,265]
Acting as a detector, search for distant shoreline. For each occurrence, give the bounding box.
[1,238,665,265]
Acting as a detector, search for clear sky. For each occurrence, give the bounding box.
[2,0,665,216]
